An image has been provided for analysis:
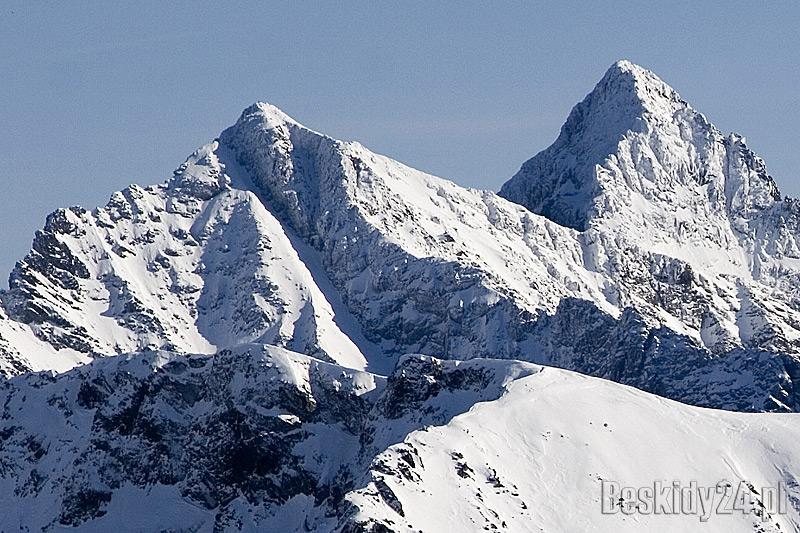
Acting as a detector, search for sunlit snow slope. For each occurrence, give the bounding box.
[348,363,800,532]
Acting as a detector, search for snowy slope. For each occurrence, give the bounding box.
[348,360,800,532]
[1,346,798,532]
[0,345,529,531]
[0,307,89,375]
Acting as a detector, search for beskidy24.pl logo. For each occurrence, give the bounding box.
[601,480,787,522]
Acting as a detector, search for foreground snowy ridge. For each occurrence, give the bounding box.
[1,345,798,532]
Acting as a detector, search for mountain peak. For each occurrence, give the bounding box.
[237,101,302,130]
[605,59,664,86]
[500,60,783,241]
[585,60,687,122]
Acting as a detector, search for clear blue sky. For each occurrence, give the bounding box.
[1,2,798,282]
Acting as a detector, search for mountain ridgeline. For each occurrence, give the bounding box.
[3,61,799,412]
[2,60,800,531]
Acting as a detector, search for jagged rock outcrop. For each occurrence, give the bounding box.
[0,345,536,531]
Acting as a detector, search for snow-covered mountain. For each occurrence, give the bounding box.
[3,62,800,411]
[1,59,800,530]
[2,143,372,372]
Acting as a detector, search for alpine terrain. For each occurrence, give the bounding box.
[1,60,799,531]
